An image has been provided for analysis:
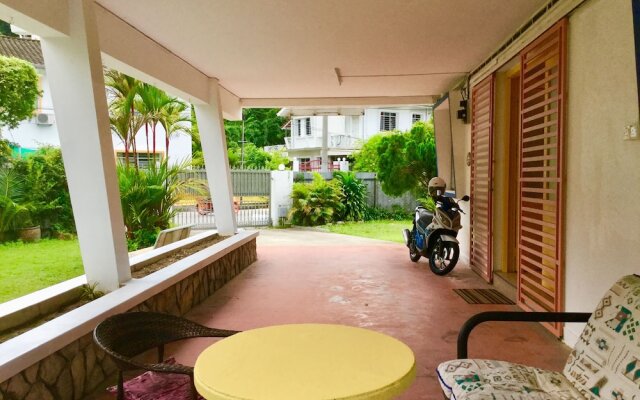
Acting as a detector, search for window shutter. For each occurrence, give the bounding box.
[470,74,495,282]
[518,20,567,337]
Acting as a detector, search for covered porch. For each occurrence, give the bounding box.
[0,0,638,398]
[91,229,570,399]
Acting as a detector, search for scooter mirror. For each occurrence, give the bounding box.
[461,195,470,202]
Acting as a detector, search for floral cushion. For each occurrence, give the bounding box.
[563,274,640,399]
[437,359,586,399]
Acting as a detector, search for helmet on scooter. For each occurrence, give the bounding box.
[428,177,447,198]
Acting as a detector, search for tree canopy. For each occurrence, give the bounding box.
[224,108,288,148]
[351,133,389,172]
[0,56,40,130]
[355,121,437,197]
[192,107,290,170]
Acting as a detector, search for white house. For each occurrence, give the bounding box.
[279,106,430,172]
[0,34,192,166]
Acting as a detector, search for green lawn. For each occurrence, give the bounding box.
[0,239,84,303]
[324,220,412,244]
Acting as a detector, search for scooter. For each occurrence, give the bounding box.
[402,194,469,275]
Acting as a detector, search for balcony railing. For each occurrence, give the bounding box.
[285,134,361,150]
[299,160,341,172]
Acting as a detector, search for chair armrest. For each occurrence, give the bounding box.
[457,311,591,358]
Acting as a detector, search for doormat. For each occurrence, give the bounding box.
[453,289,514,305]
[107,357,204,400]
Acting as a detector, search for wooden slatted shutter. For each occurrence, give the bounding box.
[517,20,567,337]
[470,75,495,282]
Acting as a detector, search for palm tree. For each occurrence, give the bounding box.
[158,99,190,159]
[109,105,145,167]
[136,83,175,164]
[105,70,141,166]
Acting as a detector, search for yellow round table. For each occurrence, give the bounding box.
[194,323,416,400]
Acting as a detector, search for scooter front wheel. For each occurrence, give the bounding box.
[429,238,459,275]
[409,239,421,262]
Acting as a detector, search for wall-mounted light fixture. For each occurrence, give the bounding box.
[456,80,470,124]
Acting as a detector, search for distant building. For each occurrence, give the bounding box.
[0,34,192,166]
[279,106,431,172]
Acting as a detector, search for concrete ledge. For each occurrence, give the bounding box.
[129,230,220,271]
[0,277,87,333]
[0,230,258,384]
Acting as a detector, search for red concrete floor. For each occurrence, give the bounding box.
[95,228,571,400]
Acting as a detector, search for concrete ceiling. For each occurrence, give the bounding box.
[96,0,546,101]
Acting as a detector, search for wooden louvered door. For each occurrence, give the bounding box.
[517,20,567,337]
[469,75,495,283]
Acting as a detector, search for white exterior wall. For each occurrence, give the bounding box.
[448,0,638,347]
[562,0,639,346]
[5,67,192,166]
[3,70,59,149]
[110,124,192,166]
[363,107,431,140]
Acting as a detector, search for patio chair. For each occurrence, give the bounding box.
[437,274,640,399]
[93,311,239,400]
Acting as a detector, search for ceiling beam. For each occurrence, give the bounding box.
[241,96,435,108]
[0,1,243,119]
[0,0,68,37]
[94,4,210,104]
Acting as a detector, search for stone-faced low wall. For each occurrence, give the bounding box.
[0,238,257,400]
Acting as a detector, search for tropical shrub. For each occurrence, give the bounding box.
[117,160,205,250]
[289,173,343,226]
[13,147,75,234]
[333,171,368,221]
[417,196,436,213]
[0,168,31,238]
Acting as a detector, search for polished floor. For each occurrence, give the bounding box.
[96,228,572,400]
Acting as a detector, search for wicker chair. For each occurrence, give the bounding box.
[93,311,239,400]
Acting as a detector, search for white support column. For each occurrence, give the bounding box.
[39,0,130,291]
[321,115,329,172]
[194,79,237,235]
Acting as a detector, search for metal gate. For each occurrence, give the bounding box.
[172,169,271,229]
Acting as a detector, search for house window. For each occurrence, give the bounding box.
[412,114,422,123]
[116,152,162,168]
[379,112,397,131]
[303,118,311,135]
[296,118,311,136]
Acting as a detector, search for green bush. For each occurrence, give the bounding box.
[13,147,75,234]
[417,196,436,213]
[117,160,204,250]
[293,172,305,183]
[333,171,367,221]
[0,168,31,238]
[364,205,412,221]
[0,55,40,130]
[289,173,343,226]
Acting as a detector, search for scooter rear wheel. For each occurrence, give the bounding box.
[429,238,459,275]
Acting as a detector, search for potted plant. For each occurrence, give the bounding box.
[16,208,40,242]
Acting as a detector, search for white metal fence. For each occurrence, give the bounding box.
[173,169,271,229]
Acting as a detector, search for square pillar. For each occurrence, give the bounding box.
[194,79,237,235]
[320,115,329,172]
[40,0,130,291]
